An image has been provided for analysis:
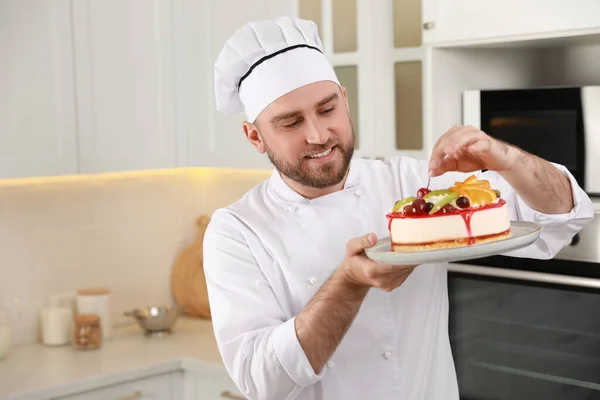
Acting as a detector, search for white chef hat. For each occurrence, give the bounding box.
[214,16,340,123]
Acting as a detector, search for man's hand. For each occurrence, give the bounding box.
[428,125,574,214]
[428,125,521,177]
[295,233,417,374]
[339,233,417,292]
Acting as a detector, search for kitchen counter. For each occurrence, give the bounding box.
[0,317,227,400]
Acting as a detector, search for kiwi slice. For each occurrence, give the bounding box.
[423,189,453,199]
[429,192,459,215]
[392,196,416,212]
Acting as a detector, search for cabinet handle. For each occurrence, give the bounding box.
[113,391,143,400]
[220,390,246,399]
[423,21,435,30]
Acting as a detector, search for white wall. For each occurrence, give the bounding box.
[0,168,271,345]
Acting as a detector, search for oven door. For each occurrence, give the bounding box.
[448,263,600,400]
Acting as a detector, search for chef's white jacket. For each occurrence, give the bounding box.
[202,156,594,400]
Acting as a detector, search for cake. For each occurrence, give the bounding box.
[386,175,511,251]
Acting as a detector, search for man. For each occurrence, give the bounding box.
[203,17,594,400]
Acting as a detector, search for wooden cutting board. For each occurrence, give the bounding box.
[170,215,211,319]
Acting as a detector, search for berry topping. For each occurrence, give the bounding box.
[417,188,431,198]
[442,204,456,213]
[403,204,415,214]
[393,196,416,212]
[456,196,470,209]
[412,198,427,214]
[424,202,434,213]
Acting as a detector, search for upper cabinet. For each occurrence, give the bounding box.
[2,0,598,179]
[0,0,78,179]
[298,0,427,161]
[71,0,179,174]
[422,0,600,45]
[183,0,295,170]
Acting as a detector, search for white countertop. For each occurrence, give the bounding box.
[0,317,227,400]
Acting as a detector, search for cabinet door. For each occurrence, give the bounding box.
[369,0,427,161]
[182,367,246,400]
[54,372,177,400]
[422,0,600,45]
[72,0,178,174]
[0,0,78,179]
[180,0,295,170]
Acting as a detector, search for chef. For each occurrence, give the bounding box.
[203,16,594,400]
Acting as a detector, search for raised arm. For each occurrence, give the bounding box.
[425,125,594,258]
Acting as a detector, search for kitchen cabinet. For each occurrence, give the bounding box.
[182,0,295,170]
[71,0,179,174]
[421,0,600,45]
[51,367,245,400]
[0,0,294,180]
[298,0,429,161]
[54,372,181,400]
[182,365,246,400]
[0,0,78,179]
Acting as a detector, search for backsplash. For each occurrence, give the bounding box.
[0,167,271,345]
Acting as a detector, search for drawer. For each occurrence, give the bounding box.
[54,372,176,400]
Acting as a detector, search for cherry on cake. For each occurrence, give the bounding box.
[387,175,511,252]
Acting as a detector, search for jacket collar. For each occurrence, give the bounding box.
[268,158,363,204]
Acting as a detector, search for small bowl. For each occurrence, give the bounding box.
[124,305,180,337]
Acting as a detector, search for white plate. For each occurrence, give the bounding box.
[365,221,541,266]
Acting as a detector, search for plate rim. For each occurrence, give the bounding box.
[365,220,541,264]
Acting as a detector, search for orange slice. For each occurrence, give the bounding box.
[463,186,497,205]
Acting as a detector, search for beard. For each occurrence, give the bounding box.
[264,123,356,189]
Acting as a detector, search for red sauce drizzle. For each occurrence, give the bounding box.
[461,211,474,244]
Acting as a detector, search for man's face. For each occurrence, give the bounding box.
[252,81,355,189]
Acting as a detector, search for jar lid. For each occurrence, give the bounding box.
[75,313,100,324]
[76,288,110,296]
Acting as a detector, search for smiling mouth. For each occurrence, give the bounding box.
[307,147,334,159]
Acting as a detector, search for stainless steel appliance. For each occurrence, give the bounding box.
[448,209,600,400]
[449,87,600,399]
[462,86,600,196]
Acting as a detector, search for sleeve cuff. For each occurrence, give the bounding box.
[516,163,586,226]
[272,317,326,388]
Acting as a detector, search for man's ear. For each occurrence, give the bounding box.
[340,86,350,113]
[242,121,266,154]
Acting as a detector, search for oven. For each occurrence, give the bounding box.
[462,85,600,197]
[448,211,600,400]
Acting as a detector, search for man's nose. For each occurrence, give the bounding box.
[305,120,330,144]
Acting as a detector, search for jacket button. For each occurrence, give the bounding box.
[383,351,392,359]
[326,361,335,368]
[308,277,317,285]
[355,189,363,196]
[287,205,297,212]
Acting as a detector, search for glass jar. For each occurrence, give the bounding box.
[73,313,102,350]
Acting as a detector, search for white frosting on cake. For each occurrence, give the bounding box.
[390,202,510,244]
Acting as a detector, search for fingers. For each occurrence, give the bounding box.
[429,125,488,176]
[442,128,481,158]
[429,125,463,170]
[346,233,377,257]
[362,262,418,292]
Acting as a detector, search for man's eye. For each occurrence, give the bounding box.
[283,120,301,128]
[320,107,334,115]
